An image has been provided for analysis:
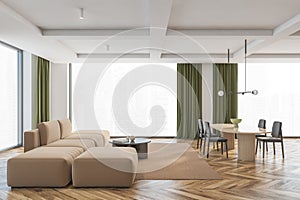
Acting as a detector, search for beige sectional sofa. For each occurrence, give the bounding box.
[7,119,138,188]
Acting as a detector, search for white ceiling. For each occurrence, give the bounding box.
[1,0,300,63]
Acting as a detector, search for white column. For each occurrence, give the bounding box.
[202,63,213,122]
[22,51,32,131]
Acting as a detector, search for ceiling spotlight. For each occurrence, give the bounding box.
[79,8,84,20]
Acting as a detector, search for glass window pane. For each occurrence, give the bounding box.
[72,63,177,137]
[0,43,19,150]
[238,63,300,136]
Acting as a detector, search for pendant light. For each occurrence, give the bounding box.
[218,39,258,96]
[238,39,258,95]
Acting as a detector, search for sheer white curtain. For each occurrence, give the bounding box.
[72,63,177,137]
[0,43,18,150]
[238,63,300,136]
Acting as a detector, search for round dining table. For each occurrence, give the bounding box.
[211,124,269,162]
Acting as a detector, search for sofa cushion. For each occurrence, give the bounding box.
[7,147,84,187]
[73,130,110,146]
[58,118,73,139]
[65,132,106,147]
[47,139,96,150]
[38,120,61,145]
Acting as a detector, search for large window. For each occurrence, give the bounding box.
[71,63,177,137]
[0,42,22,150]
[238,63,300,136]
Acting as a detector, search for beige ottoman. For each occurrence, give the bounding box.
[72,147,138,187]
[7,147,84,187]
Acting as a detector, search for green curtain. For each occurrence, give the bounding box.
[36,57,50,126]
[213,63,238,123]
[177,63,202,139]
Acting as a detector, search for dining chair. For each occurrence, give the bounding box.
[196,119,205,149]
[203,121,228,158]
[255,119,268,151]
[256,121,284,159]
[197,119,219,152]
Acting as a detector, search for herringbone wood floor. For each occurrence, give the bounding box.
[1,139,300,200]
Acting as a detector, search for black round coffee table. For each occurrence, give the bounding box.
[110,138,151,159]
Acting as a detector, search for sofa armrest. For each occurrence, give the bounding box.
[72,130,110,146]
[24,129,41,152]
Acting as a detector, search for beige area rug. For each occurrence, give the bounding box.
[136,143,221,180]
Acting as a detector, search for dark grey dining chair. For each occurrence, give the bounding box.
[198,119,219,153]
[203,121,228,158]
[196,119,204,149]
[256,121,284,159]
[255,119,268,150]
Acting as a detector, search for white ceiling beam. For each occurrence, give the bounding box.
[74,54,230,64]
[149,0,173,60]
[42,29,150,37]
[76,49,300,63]
[0,1,77,62]
[160,53,242,63]
[167,29,273,37]
[290,31,300,36]
[77,53,150,59]
[79,53,230,60]
[249,53,300,58]
[0,1,41,35]
[233,13,300,61]
[41,28,273,40]
[161,53,230,59]
[273,14,300,36]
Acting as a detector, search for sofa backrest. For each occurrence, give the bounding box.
[38,120,61,145]
[24,119,73,152]
[58,118,73,139]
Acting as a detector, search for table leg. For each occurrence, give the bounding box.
[136,143,148,159]
[238,134,256,162]
[221,132,235,150]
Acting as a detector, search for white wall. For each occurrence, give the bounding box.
[202,63,213,122]
[50,63,69,120]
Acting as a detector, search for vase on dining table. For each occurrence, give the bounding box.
[230,118,242,128]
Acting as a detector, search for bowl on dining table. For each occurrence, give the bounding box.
[230,118,242,128]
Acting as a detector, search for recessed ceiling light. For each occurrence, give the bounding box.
[79,8,84,20]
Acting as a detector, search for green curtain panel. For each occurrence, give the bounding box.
[36,57,50,126]
[213,63,238,124]
[177,63,202,139]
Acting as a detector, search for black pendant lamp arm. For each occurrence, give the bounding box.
[228,48,230,64]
